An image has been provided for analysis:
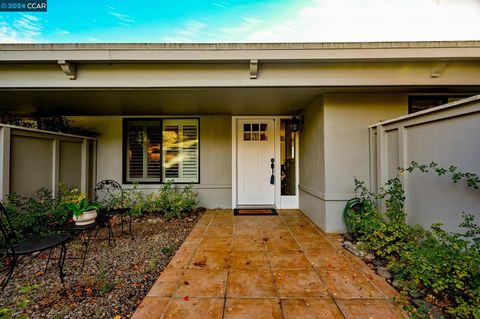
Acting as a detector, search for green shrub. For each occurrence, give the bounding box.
[349,162,480,318]
[2,185,78,240]
[158,181,199,219]
[111,181,199,218]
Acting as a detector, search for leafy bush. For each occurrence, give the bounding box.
[349,162,480,318]
[111,181,199,218]
[1,185,80,240]
[157,181,199,219]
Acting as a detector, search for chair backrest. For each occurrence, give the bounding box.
[93,180,123,210]
[0,202,18,253]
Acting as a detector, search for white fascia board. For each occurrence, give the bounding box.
[1,44,480,63]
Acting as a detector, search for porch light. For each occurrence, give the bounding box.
[290,115,301,132]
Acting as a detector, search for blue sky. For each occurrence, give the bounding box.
[1,0,479,43]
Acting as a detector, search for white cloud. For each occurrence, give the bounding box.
[162,20,207,42]
[54,28,70,35]
[107,7,135,26]
[0,13,43,43]
[221,17,262,35]
[212,1,230,9]
[238,0,480,42]
[177,20,206,37]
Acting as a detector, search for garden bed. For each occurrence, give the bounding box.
[0,212,202,319]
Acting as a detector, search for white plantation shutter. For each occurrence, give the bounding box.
[162,119,199,183]
[126,121,162,182]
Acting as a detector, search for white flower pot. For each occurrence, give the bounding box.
[73,210,98,226]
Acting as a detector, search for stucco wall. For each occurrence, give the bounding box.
[69,115,232,208]
[0,125,93,199]
[300,94,407,233]
[299,97,327,229]
[371,96,480,233]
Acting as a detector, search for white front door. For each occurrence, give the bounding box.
[237,119,275,206]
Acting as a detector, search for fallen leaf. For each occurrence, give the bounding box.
[183,296,189,301]
[193,259,207,267]
[184,281,190,285]
[113,315,122,319]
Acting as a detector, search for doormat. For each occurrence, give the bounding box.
[234,208,278,216]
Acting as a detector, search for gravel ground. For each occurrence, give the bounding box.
[0,211,203,319]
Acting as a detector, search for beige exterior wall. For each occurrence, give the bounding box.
[300,94,407,233]
[299,97,327,228]
[371,95,480,233]
[2,61,480,89]
[70,115,232,208]
[0,125,94,199]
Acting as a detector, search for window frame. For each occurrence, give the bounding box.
[408,95,467,114]
[122,117,200,185]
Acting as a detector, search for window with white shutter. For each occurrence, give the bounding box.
[162,119,199,183]
[124,118,199,183]
[126,120,162,182]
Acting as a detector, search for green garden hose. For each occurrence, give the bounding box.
[343,197,363,234]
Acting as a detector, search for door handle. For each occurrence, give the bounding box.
[270,158,275,184]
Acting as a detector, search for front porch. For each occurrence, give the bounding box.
[133,209,406,319]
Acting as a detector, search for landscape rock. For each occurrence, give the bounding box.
[413,299,445,319]
[392,279,404,289]
[376,266,392,279]
[372,259,384,267]
[343,233,354,242]
[343,241,366,257]
[363,253,375,260]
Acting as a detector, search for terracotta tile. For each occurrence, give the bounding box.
[283,219,312,227]
[210,218,235,226]
[233,227,263,237]
[215,209,233,214]
[278,209,305,217]
[132,296,170,319]
[234,216,261,227]
[259,216,286,228]
[224,298,283,319]
[273,270,330,298]
[231,250,269,270]
[294,236,335,251]
[163,297,224,319]
[265,236,301,253]
[261,226,292,237]
[304,250,354,271]
[148,269,184,297]
[319,270,384,299]
[198,237,232,251]
[167,245,197,269]
[175,269,227,298]
[364,272,400,298]
[226,270,276,298]
[336,299,409,319]
[268,251,312,270]
[204,225,234,237]
[181,236,202,247]
[196,215,213,226]
[232,236,266,252]
[289,225,322,238]
[187,226,206,238]
[281,299,344,319]
[189,249,232,269]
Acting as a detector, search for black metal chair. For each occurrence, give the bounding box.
[0,202,70,291]
[93,180,134,240]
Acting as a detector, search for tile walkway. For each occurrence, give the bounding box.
[132,209,409,319]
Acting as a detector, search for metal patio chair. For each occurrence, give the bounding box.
[93,180,134,240]
[0,202,70,291]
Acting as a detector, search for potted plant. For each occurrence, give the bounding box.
[65,198,99,226]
